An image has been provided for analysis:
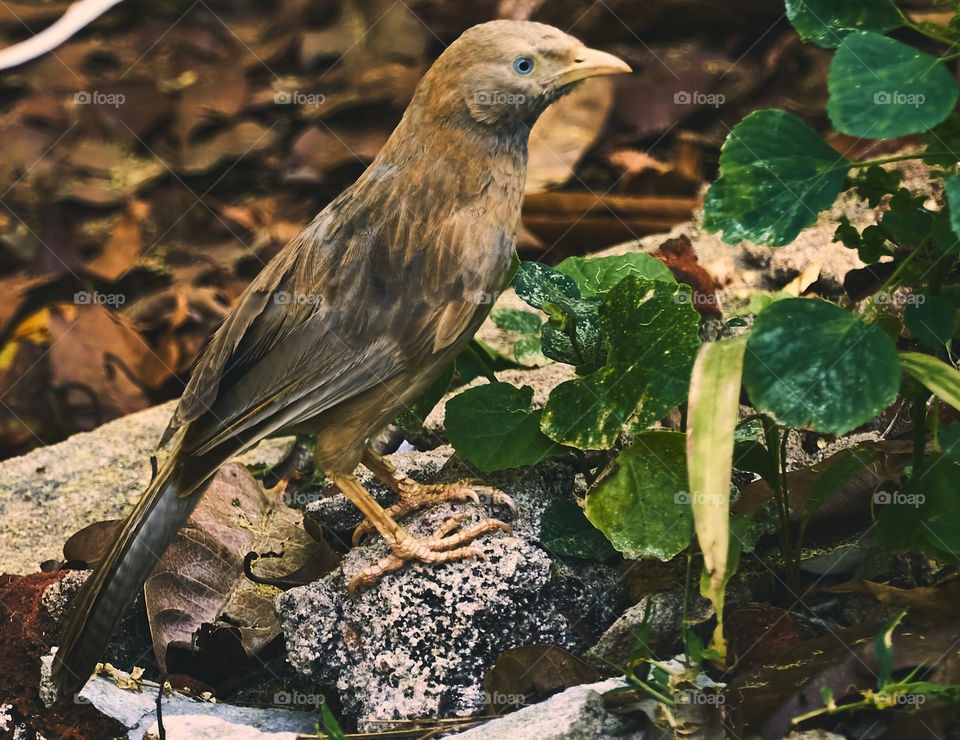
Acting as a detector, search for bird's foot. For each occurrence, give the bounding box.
[351,478,516,545]
[348,515,511,597]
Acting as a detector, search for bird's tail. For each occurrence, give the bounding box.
[51,450,201,701]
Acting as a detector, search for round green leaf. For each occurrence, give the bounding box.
[743,298,900,433]
[445,382,561,471]
[785,0,901,48]
[827,32,959,138]
[702,110,851,246]
[541,278,701,449]
[513,261,580,310]
[539,498,618,560]
[489,307,542,335]
[555,253,675,297]
[584,431,691,560]
[904,296,957,350]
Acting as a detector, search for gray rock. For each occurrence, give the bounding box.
[0,401,296,575]
[277,455,622,732]
[586,590,714,665]
[443,677,641,740]
[40,658,317,740]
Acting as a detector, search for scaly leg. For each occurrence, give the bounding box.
[352,446,516,545]
[330,471,511,597]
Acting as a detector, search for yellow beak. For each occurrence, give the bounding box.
[555,47,632,85]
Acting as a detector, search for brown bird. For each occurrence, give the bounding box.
[52,20,630,700]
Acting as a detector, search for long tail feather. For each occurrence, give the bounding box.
[51,451,200,700]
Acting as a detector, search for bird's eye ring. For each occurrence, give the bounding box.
[513,57,534,75]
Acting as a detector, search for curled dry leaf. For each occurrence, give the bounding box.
[144,462,339,672]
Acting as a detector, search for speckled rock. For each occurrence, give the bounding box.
[278,453,623,732]
[443,677,641,740]
[0,401,295,574]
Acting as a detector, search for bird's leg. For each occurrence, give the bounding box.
[351,446,516,544]
[329,471,511,597]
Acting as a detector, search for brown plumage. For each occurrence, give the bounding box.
[52,20,630,700]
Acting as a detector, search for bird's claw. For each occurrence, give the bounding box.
[348,516,511,598]
[351,479,515,545]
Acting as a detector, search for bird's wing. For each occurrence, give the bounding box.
[163,205,511,461]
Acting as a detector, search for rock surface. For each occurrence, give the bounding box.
[443,677,641,740]
[278,452,623,732]
[0,401,295,574]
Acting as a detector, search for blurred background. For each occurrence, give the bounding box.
[0,0,941,459]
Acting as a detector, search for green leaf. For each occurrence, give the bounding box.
[881,190,934,245]
[941,423,960,463]
[687,335,748,660]
[555,253,675,297]
[876,610,907,688]
[945,175,960,241]
[900,351,960,411]
[584,431,692,560]
[513,333,546,364]
[785,0,901,48]
[904,295,957,350]
[743,298,900,433]
[489,307,542,335]
[539,498,618,560]
[513,261,604,370]
[703,110,851,246]
[444,382,561,471]
[850,165,902,207]
[320,703,347,740]
[456,339,520,384]
[514,261,580,309]
[395,362,455,433]
[541,277,701,450]
[932,208,960,255]
[827,32,960,139]
[687,337,746,593]
[923,114,960,166]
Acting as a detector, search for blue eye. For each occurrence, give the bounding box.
[513,57,534,75]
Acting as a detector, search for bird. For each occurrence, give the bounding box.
[51,19,631,701]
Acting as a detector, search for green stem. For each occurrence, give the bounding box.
[912,392,930,475]
[894,5,960,47]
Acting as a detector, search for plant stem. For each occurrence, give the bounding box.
[912,392,930,475]
[860,246,924,321]
[894,5,960,46]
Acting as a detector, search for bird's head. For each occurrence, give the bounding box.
[411,21,631,131]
